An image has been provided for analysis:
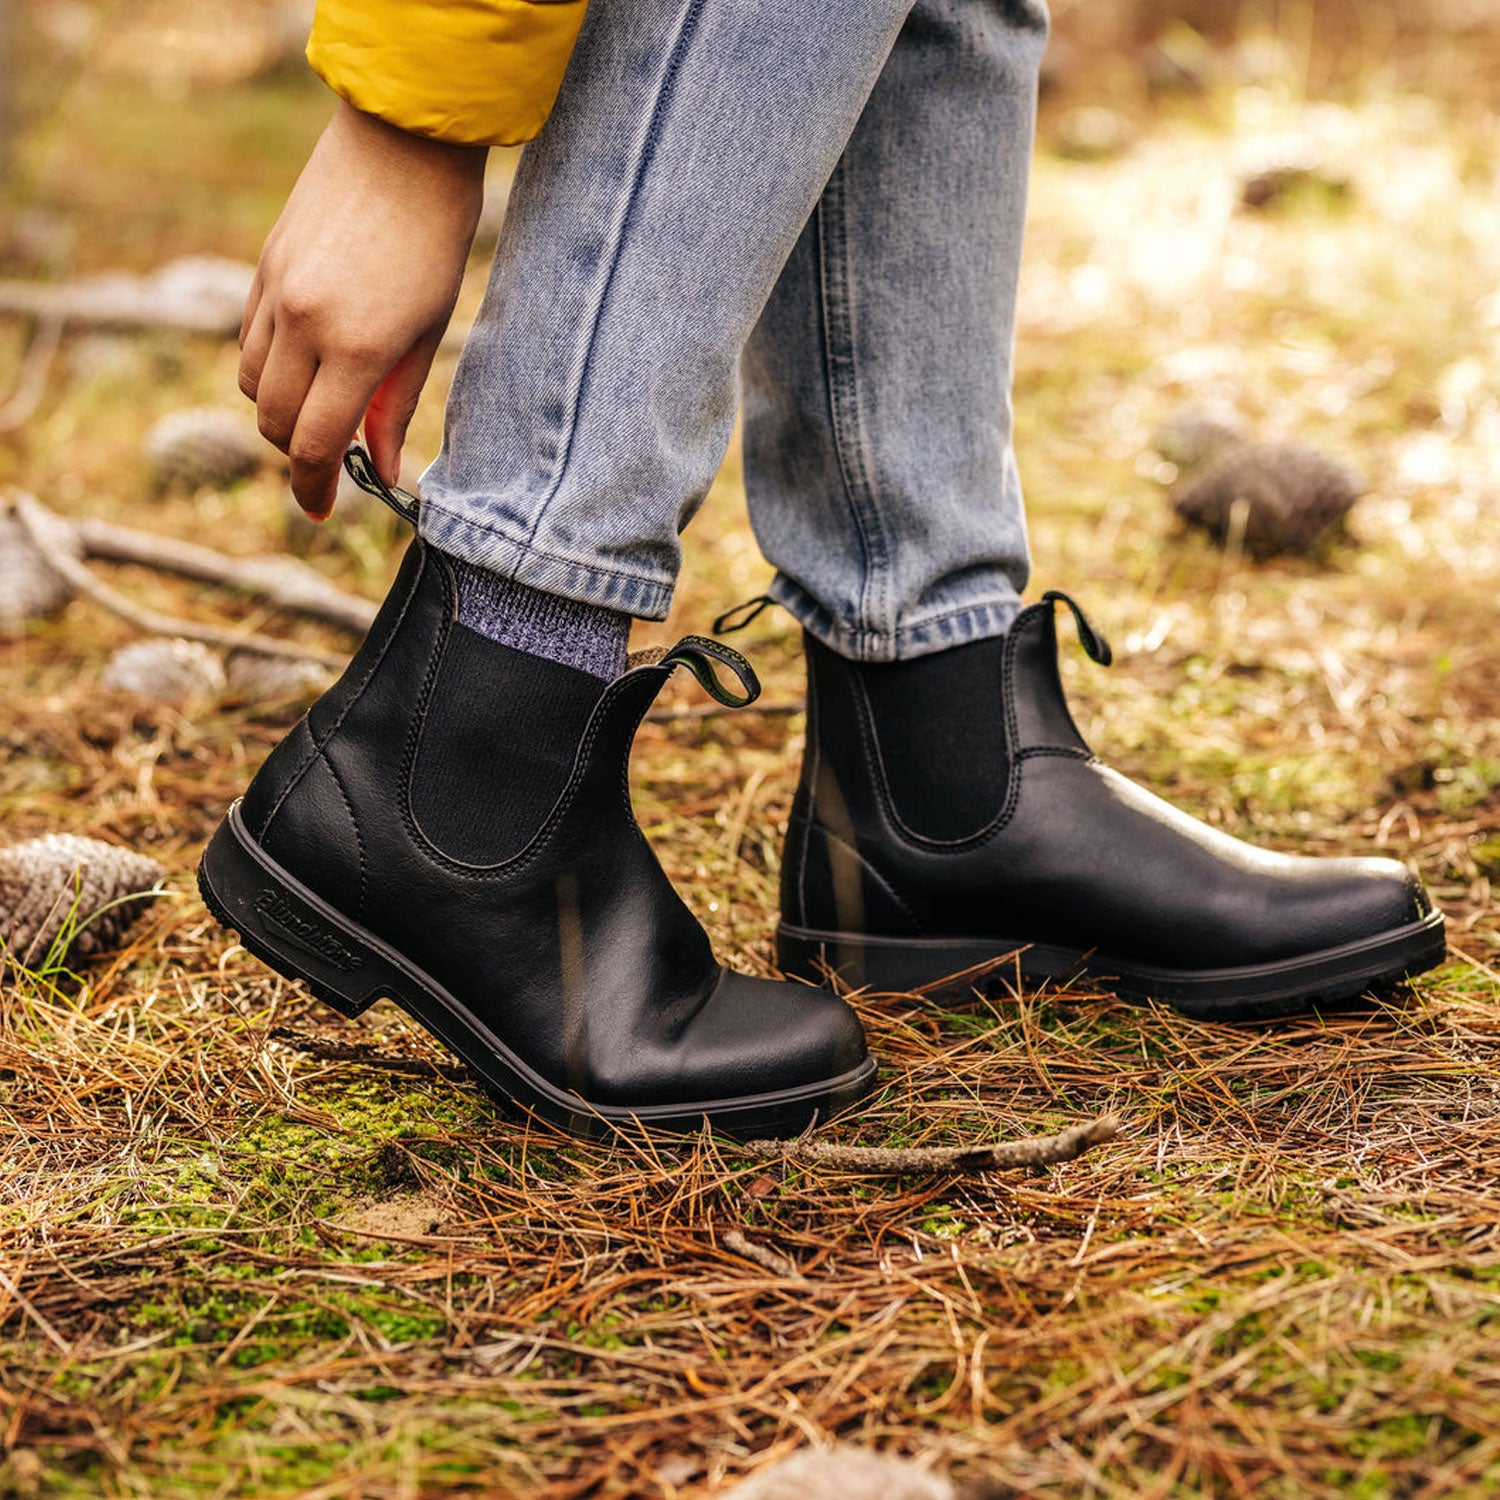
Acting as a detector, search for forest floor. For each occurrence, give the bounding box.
[4,16,1500,1500]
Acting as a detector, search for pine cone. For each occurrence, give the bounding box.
[225,652,331,701]
[0,506,74,637]
[101,639,226,702]
[1152,407,1246,472]
[144,407,265,493]
[1238,138,1351,212]
[0,834,165,974]
[724,1448,955,1500]
[1170,441,1362,557]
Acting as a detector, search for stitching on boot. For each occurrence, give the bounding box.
[399,654,670,882]
[320,750,367,924]
[806,816,925,938]
[262,544,431,838]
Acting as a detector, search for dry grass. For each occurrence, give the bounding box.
[4,8,1500,1498]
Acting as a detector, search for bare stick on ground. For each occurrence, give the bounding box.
[743,1114,1121,1173]
[74,516,378,634]
[267,1024,1117,1174]
[11,492,351,669]
[0,314,63,434]
[722,1230,803,1279]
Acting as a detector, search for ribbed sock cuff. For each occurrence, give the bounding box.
[450,559,631,680]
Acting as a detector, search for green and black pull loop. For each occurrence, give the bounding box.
[1042,590,1112,666]
[712,594,777,636]
[715,587,1111,668]
[660,636,761,707]
[343,445,421,525]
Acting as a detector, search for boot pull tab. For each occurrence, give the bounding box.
[712,594,776,636]
[661,636,762,708]
[1041,590,1113,667]
[343,445,421,525]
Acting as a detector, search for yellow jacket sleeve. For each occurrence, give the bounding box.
[307,0,588,148]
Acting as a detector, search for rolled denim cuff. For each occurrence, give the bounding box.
[769,572,1022,663]
[420,497,672,619]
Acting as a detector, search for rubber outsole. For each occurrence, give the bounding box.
[776,910,1449,1023]
[199,801,878,1140]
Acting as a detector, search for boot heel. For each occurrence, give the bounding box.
[199,802,384,1020]
[777,924,865,989]
[303,983,375,1021]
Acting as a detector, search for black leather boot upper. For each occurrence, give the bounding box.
[233,534,868,1116]
[780,593,1439,1007]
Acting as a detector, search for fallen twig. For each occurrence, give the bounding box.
[0,257,253,336]
[74,515,377,633]
[646,699,804,725]
[743,1114,1120,1174]
[11,491,350,669]
[721,1230,802,1279]
[268,1023,1118,1174]
[0,314,63,434]
[267,1027,470,1082]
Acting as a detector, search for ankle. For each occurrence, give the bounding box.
[450,558,631,680]
[808,632,1012,843]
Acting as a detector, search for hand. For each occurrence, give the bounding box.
[239,102,487,518]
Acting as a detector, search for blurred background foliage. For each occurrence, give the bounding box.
[3,0,1500,272]
[4,7,1500,1499]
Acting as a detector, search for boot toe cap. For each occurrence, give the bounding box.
[679,969,871,1102]
[1283,855,1431,954]
[578,969,870,1111]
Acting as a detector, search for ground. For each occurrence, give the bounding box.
[3,11,1500,1499]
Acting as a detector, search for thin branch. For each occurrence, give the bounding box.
[74,516,377,634]
[267,1027,469,1083]
[721,1230,802,1279]
[743,1114,1121,1174]
[0,314,63,434]
[270,1023,1117,1175]
[0,266,248,335]
[11,492,350,669]
[646,699,804,725]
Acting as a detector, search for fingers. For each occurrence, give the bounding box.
[238,297,272,403]
[288,363,385,519]
[362,328,443,488]
[238,267,264,351]
[240,299,387,518]
[251,333,318,456]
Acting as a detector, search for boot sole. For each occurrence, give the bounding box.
[776,910,1448,1023]
[199,802,877,1140]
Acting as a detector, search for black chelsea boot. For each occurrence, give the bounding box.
[776,592,1446,1021]
[199,458,874,1138]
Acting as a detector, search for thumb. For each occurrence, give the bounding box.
[363,328,443,488]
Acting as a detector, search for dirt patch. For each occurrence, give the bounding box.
[331,1193,450,1243]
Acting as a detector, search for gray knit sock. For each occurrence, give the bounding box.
[450,559,630,680]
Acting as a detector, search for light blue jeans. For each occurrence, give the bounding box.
[421,0,1047,661]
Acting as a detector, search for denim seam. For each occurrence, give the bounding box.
[423,499,674,612]
[887,598,1023,649]
[517,0,708,562]
[773,573,1021,658]
[814,162,890,638]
